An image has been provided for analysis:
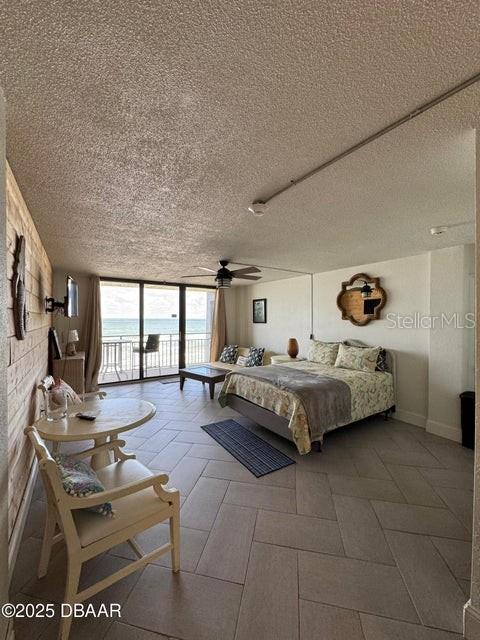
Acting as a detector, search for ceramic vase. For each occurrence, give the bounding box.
[287,338,299,358]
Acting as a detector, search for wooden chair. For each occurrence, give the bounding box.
[24,426,180,640]
[37,375,107,403]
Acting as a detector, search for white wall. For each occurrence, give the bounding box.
[428,244,475,440]
[235,246,474,440]
[464,127,479,640]
[236,276,311,355]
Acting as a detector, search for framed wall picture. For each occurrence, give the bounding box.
[48,327,62,359]
[253,298,267,323]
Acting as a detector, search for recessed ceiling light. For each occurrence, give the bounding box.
[430,226,449,235]
[248,201,267,217]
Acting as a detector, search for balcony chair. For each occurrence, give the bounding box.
[24,426,180,640]
[132,334,160,374]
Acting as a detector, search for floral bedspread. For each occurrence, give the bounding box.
[218,360,395,454]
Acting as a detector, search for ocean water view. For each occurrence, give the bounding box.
[102,318,209,337]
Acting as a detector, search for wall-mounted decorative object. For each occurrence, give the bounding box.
[12,234,28,340]
[337,273,387,326]
[253,298,267,323]
[48,328,62,359]
[287,338,299,358]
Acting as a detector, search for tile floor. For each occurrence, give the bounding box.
[12,379,475,640]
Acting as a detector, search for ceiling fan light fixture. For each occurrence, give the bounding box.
[248,200,267,217]
[216,276,232,289]
[182,259,262,286]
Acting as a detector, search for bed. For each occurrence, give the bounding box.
[218,340,396,454]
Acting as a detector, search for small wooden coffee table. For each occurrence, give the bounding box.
[179,365,227,399]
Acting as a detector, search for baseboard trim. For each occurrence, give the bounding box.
[426,419,462,443]
[395,411,463,443]
[395,410,426,428]
[464,601,480,639]
[8,457,37,584]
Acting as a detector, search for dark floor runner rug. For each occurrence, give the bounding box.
[201,419,295,477]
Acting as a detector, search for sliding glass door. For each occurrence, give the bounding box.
[185,287,215,366]
[143,284,180,378]
[99,281,140,384]
[99,279,215,384]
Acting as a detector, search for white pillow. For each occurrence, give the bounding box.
[308,340,340,365]
[334,343,381,372]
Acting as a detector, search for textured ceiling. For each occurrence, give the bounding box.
[0,1,479,285]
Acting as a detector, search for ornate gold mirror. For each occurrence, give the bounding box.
[337,273,387,326]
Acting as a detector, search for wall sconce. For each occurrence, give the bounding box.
[360,281,373,298]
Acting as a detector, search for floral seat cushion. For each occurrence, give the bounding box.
[55,454,114,517]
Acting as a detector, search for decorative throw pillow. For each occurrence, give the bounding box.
[54,454,114,517]
[343,341,388,372]
[334,343,381,373]
[245,346,265,367]
[236,355,248,366]
[308,340,340,365]
[51,378,82,405]
[376,348,388,372]
[219,345,239,364]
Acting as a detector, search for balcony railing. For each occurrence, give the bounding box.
[99,332,212,383]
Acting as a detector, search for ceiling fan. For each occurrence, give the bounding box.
[182,260,262,288]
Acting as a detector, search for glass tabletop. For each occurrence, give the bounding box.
[180,366,227,377]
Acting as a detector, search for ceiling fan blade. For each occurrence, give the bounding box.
[234,274,262,281]
[230,266,261,276]
[195,267,217,273]
[181,274,213,278]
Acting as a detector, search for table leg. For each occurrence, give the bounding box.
[110,433,119,462]
[209,382,215,400]
[180,375,185,391]
[91,436,112,470]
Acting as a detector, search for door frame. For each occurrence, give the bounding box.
[99,277,216,384]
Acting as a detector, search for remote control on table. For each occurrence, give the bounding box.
[75,412,97,421]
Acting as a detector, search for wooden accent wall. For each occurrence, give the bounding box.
[6,162,52,541]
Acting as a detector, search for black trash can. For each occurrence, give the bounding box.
[460,391,475,449]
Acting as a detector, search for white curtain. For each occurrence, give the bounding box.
[84,276,102,392]
[209,288,227,361]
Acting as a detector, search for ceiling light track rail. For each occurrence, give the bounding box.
[260,70,480,205]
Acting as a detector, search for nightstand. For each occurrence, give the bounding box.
[52,351,85,395]
[270,355,306,365]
